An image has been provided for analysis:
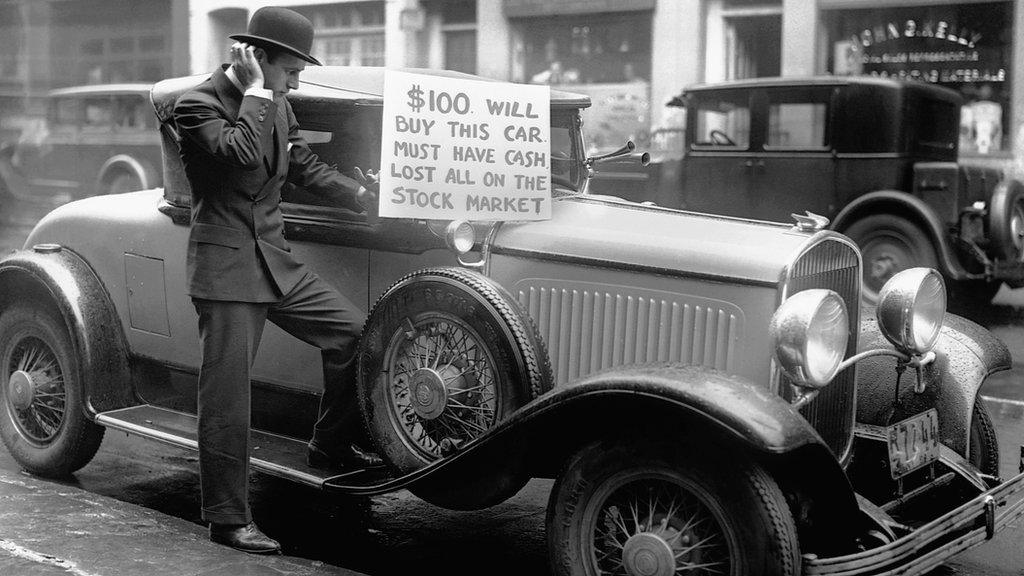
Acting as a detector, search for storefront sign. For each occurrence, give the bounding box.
[380,70,551,221]
[832,6,1009,86]
[826,3,1011,154]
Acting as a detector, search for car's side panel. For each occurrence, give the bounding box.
[833,155,915,211]
[831,190,970,280]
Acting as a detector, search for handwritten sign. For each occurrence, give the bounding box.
[380,70,551,220]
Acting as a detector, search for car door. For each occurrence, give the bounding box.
[753,87,836,222]
[77,94,117,196]
[253,103,460,395]
[681,89,755,217]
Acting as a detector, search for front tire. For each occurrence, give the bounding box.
[548,441,800,576]
[843,214,938,304]
[0,303,104,477]
[969,399,999,477]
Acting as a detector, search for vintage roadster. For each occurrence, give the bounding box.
[0,67,1022,576]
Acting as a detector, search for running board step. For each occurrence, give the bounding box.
[94,405,390,489]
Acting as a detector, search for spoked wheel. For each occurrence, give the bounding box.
[548,441,799,576]
[0,304,103,477]
[843,214,938,305]
[358,267,552,509]
[383,311,503,461]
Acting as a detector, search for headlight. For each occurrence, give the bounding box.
[770,289,849,388]
[445,220,475,254]
[876,267,946,354]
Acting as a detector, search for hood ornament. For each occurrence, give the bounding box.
[791,211,830,232]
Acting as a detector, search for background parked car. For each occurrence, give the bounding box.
[644,76,1024,307]
[0,84,160,204]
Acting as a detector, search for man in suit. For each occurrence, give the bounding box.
[173,6,381,554]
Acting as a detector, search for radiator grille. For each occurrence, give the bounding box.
[781,237,861,461]
[516,283,743,385]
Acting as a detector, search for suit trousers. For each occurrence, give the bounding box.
[192,271,364,525]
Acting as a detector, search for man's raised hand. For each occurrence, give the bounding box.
[230,42,265,91]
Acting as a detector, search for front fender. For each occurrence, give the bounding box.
[0,246,133,415]
[832,191,969,280]
[390,364,859,536]
[855,312,1011,456]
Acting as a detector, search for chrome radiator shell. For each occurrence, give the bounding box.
[778,233,863,462]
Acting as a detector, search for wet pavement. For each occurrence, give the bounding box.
[0,465,364,576]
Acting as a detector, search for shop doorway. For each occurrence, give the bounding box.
[725,15,781,79]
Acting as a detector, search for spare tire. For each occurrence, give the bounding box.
[357,267,552,506]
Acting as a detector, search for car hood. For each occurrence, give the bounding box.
[490,194,828,287]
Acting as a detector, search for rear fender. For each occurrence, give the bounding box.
[405,364,860,545]
[855,312,1011,456]
[832,191,969,279]
[0,247,133,416]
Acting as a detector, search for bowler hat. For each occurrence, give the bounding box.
[230,6,321,66]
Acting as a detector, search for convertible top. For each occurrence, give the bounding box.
[151,66,590,123]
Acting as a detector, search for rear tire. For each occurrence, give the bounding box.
[843,214,938,304]
[0,303,103,477]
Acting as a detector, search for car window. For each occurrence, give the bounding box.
[551,110,580,190]
[693,95,749,148]
[283,104,383,210]
[114,94,153,131]
[914,97,958,154]
[82,97,113,132]
[51,98,82,129]
[767,102,827,148]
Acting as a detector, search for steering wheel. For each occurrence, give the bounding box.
[709,129,736,146]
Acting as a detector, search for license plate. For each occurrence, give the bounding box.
[887,409,940,479]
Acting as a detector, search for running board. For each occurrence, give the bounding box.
[94,405,388,489]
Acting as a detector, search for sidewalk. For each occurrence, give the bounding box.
[0,470,364,576]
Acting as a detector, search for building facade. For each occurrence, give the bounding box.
[0,0,1019,164]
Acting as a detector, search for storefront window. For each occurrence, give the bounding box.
[512,11,653,154]
[824,2,1012,156]
[296,3,386,67]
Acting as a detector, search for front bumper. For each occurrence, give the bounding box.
[803,458,1024,575]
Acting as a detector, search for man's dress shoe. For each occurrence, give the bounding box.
[307,442,384,469]
[209,521,281,554]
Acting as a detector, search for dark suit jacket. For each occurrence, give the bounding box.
[173,66,363,302]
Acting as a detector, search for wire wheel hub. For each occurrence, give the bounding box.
[411,368,449,420]
[7,370,34,410]
[622,532,676,576]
